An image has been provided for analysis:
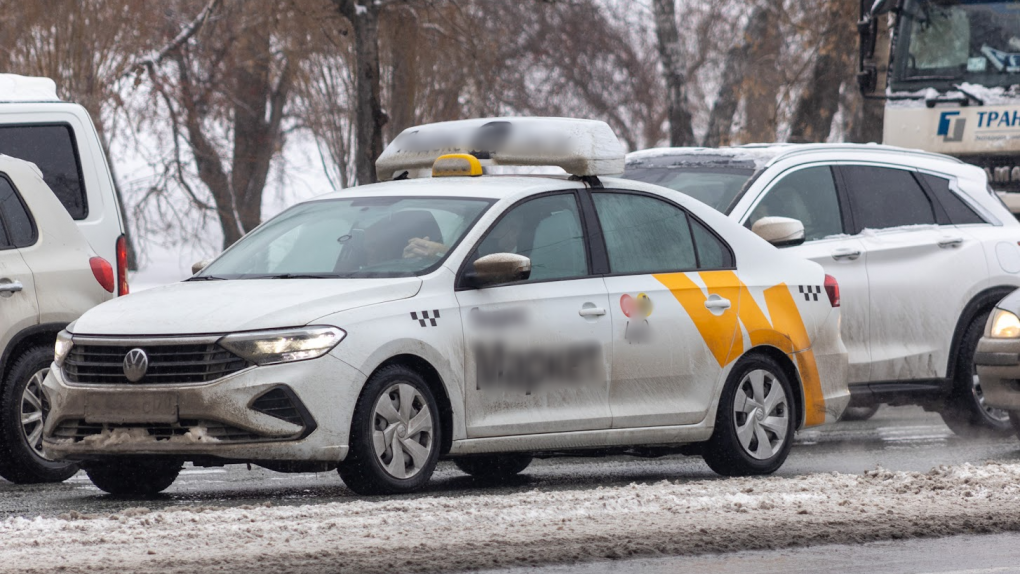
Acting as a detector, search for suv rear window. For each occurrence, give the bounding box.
[0,125,87,220]
[919,173,986,225]
[841,166,935,231]
[0,176,36,248]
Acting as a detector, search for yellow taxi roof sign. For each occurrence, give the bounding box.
[432,154,483,178]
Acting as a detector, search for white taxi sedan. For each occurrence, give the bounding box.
[42,118,849,496]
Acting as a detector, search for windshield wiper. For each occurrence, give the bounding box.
[260,273,335,279]
[185,275,227,282]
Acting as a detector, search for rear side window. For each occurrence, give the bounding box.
[593,192,698,274]
[0,125,87,220]
[841,166,935,231]
[0,176,36,247]
[919,173,986,225]
[691,218,734,269]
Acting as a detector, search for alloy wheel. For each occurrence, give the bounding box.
[972,370,1010,425]
[733,369,789,460]
[372,383,434,479]
[20,368,50,459]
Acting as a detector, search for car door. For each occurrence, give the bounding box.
[837,164,988,382]
[0,175,40,359]
[590,190,740,428]
[741,165,872,383]
[456,192,613,438]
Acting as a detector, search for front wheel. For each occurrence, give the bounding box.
[702,354,796,477]
[454,454,533,482]
[338,365,441,495]
[85,459,181,496]
[940,312,1012,438]
[0,345,78,484]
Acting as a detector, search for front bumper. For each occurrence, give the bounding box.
[974,336,1020,411]
[42,354,366,463]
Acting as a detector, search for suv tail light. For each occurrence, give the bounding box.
[116,235,129,296]
[90,257,115,293]
[824,274,840,307]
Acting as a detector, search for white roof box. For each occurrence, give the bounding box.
[376,117,625,181]
[0,74,59,103]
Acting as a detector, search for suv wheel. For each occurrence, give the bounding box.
[86,459,181,496]
[0,345,78,483]
[702,354,795,477]
[338,365,441,495]
[454,454,533,481]
[940,312,1012,438]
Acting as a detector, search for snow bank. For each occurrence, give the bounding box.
[5,462,1020,573]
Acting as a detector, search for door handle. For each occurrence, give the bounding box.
[831,248,861,261]
[938,237,964,249]
[704,295,731,312]
[578,306,606,317]
[0,281,23,293]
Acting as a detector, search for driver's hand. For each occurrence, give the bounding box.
[403,237,445,258]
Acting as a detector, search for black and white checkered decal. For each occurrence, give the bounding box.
[798,285,822,302]
[411,310,440,327]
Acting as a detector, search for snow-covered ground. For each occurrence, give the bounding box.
[6,462,1020,573]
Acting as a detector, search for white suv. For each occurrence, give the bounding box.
[0,155,113,483]
[625,143,1020,435]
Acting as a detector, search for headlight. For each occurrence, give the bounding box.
[218,326,345,365]
[54,330,73,367]
[990,309,1020,338]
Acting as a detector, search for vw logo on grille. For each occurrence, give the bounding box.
[123,348,149,383]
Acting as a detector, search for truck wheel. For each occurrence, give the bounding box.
[86,459,181,496]
[702,354,795,477]
[338,365,440,495]
[454,454,533,481]
[0,345,78,484]
[940,312,1012,438]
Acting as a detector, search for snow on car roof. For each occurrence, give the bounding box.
[376,117,626,181]
[0,74,60,103]
[627,143,964,170]
[315,173,583,202]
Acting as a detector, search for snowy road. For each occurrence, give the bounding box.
[2,406,1020,573]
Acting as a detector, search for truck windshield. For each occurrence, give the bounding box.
[892,0,1020,90]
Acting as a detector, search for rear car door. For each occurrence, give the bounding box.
[837,164,988,382]
[456,192,613,437]
[0,175,40,359]
[590,190,740,428]
[741,165,872,383]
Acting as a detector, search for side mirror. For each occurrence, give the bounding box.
[468,253,531,288]
[751,216,805,247]
[191,259,212,275]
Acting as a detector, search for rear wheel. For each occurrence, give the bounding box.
[85,459,181,496]
[0,345,78,484]
[338,365,441,495]
[454,454,533,481]
[702,354,795,477]
[940,312,1012,438]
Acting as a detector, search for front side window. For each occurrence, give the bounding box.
[747,166,844,242]
[0,177,35,248]
[593,192,698,274]
[841,166,936,231]
[0,125,87,220]
[198,196,492,279]
[469,193,588,283]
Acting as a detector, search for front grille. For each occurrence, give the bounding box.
[51,419,263,443]
[64,342,248,385]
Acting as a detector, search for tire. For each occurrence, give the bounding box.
[840,405,880,422]
[338,365,441,495]
[702,354,796,477]
[939,311,1012,438]
[0,345,78,484]
[454,453,533,481]
[85,459,181,496]
[1010,411,1020,439]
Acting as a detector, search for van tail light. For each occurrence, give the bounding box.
[90,257,115,293]
[116,235,129,296]
[824,274,840,307]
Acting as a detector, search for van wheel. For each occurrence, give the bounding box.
[702,354,795,476]
[0,345,78,484]
[940,312,1012,438]
[86,459,181,496]
[454,454,533,481]
[338,365,440,495]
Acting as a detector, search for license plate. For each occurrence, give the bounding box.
[84,392,178,424]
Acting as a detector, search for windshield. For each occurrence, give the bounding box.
[197,196,492,279]
[892,0,1020,90]
[621,167,754,213]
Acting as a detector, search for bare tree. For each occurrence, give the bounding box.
[652,0,696,147]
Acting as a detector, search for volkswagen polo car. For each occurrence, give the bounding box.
[41,118,849,496]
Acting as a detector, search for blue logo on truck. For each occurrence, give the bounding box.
[938,111,965,142]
